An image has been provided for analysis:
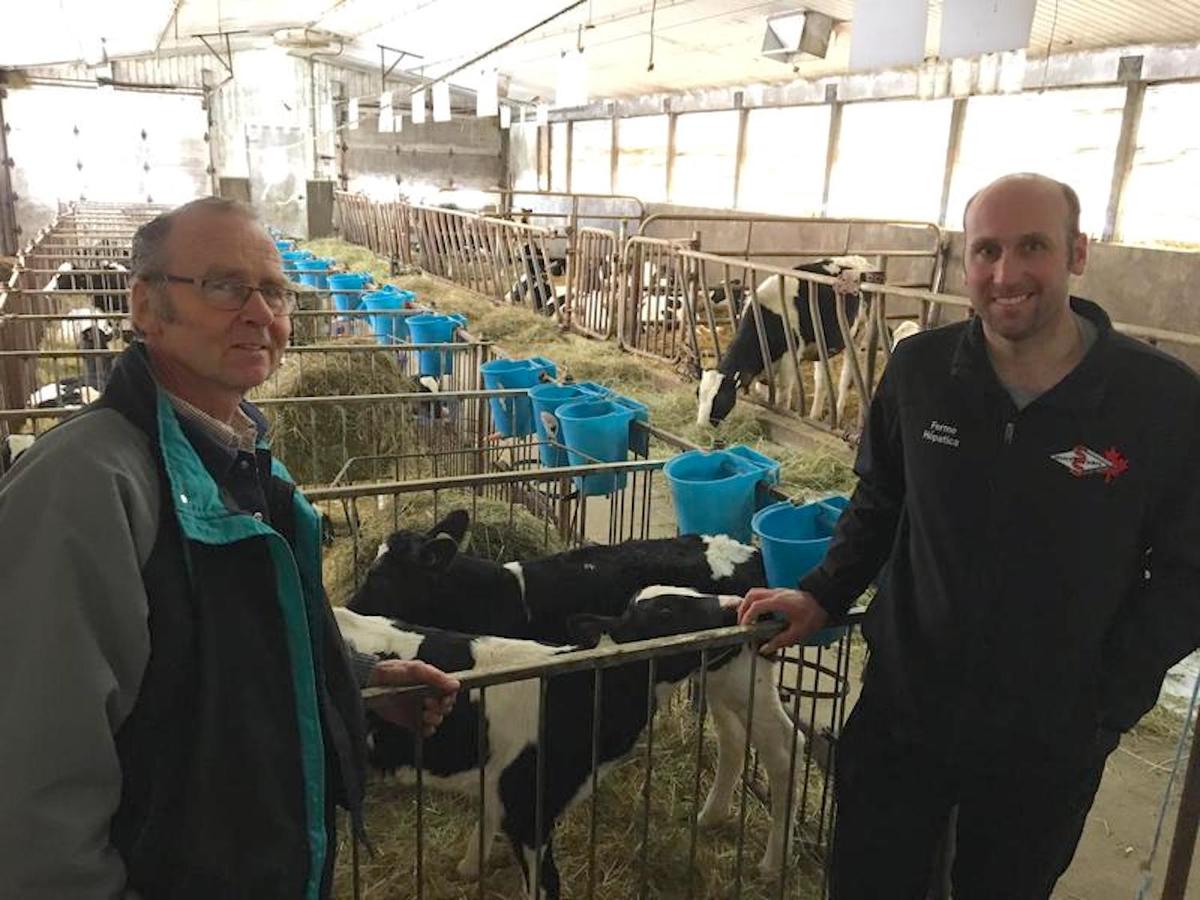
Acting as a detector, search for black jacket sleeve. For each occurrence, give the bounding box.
[799,359,906,618]
[1099,392,1200,733]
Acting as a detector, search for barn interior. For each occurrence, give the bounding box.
[1,2,1199,898]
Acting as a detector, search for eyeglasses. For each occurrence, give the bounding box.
[157,273,298,314]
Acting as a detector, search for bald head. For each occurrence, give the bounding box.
[131,197,260,280]
[964,174,1080,246]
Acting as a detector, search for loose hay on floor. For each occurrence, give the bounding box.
[332,692,829,900]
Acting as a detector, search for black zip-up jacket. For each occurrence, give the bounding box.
[801,298,1200,769]
[0,345,367,899]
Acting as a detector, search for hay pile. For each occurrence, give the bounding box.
[322,491,571,606]
[290,286,331,345]
[332,693,829,900]
[256,342,420,486]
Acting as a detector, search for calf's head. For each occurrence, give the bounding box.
[347,510,468,620]
[347,509,529,637]
[696,369,739,426]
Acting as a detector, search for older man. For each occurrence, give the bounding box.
[0,197,458,899]
[740,173,1200,898]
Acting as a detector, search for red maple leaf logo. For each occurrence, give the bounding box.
[1102,447,1129,483]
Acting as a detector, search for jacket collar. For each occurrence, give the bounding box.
[102,342,269,445]
[950,296,1113,411]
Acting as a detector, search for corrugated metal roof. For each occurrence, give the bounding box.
[3,1,1199,100]
[467,0,1200,99]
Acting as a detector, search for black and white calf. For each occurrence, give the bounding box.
[1,433,35,472]
[696,256,873,426]
[347,509,766,644]
[28,376,101,409]
[509,244,567,315]
[337,585,796,899]
[49,260,130,316]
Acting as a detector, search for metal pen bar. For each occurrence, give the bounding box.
[638,656,658,900]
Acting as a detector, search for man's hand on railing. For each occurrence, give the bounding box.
[738,587,830,655]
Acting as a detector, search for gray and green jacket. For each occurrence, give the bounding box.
[0,343,367,899]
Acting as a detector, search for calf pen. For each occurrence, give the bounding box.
[306,448,859,900]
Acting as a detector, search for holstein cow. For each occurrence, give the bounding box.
[696,256,873,426]
[348,512,800,876]
[338,585,794,899]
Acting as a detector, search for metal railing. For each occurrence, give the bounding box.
[567,226,621,340]
[619,235,698,367]
[408,203,568,318]
[496,189,645,233]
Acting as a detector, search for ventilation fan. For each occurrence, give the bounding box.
[761,10,835,64]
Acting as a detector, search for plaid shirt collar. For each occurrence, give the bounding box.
[166,392,260,456]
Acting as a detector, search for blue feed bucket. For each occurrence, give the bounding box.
[407,313,465,376]
[480,357,558,438]
[665,449,778,542]
[556,399,637,496]
[529,382,589,466]
[328,273,368,315]
[296,257,332,289]
[360,289,418,343]
[281,250,314,280]
[752,497,850,646]
[275,239,296,252]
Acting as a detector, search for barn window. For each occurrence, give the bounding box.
[1119,82,1200,248]
[550,121,569,192]
[671,110,738,208]
[738,105,832,216]
[827,98,954,223]
[616,114,669,202]
[945,87,1126,236]
[570,119,613,194]
[508,122,539,192]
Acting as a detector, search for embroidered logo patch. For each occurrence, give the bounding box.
[922,420,960,448]
[1050,445,1130,483]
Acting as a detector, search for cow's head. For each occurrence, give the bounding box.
[696,369,739,426]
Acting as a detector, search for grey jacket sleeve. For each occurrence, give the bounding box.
[0,411,160,900]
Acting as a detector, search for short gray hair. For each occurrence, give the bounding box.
[130,196,258,279]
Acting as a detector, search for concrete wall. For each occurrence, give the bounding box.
[202,52,508,235]
[342,116,504,201]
